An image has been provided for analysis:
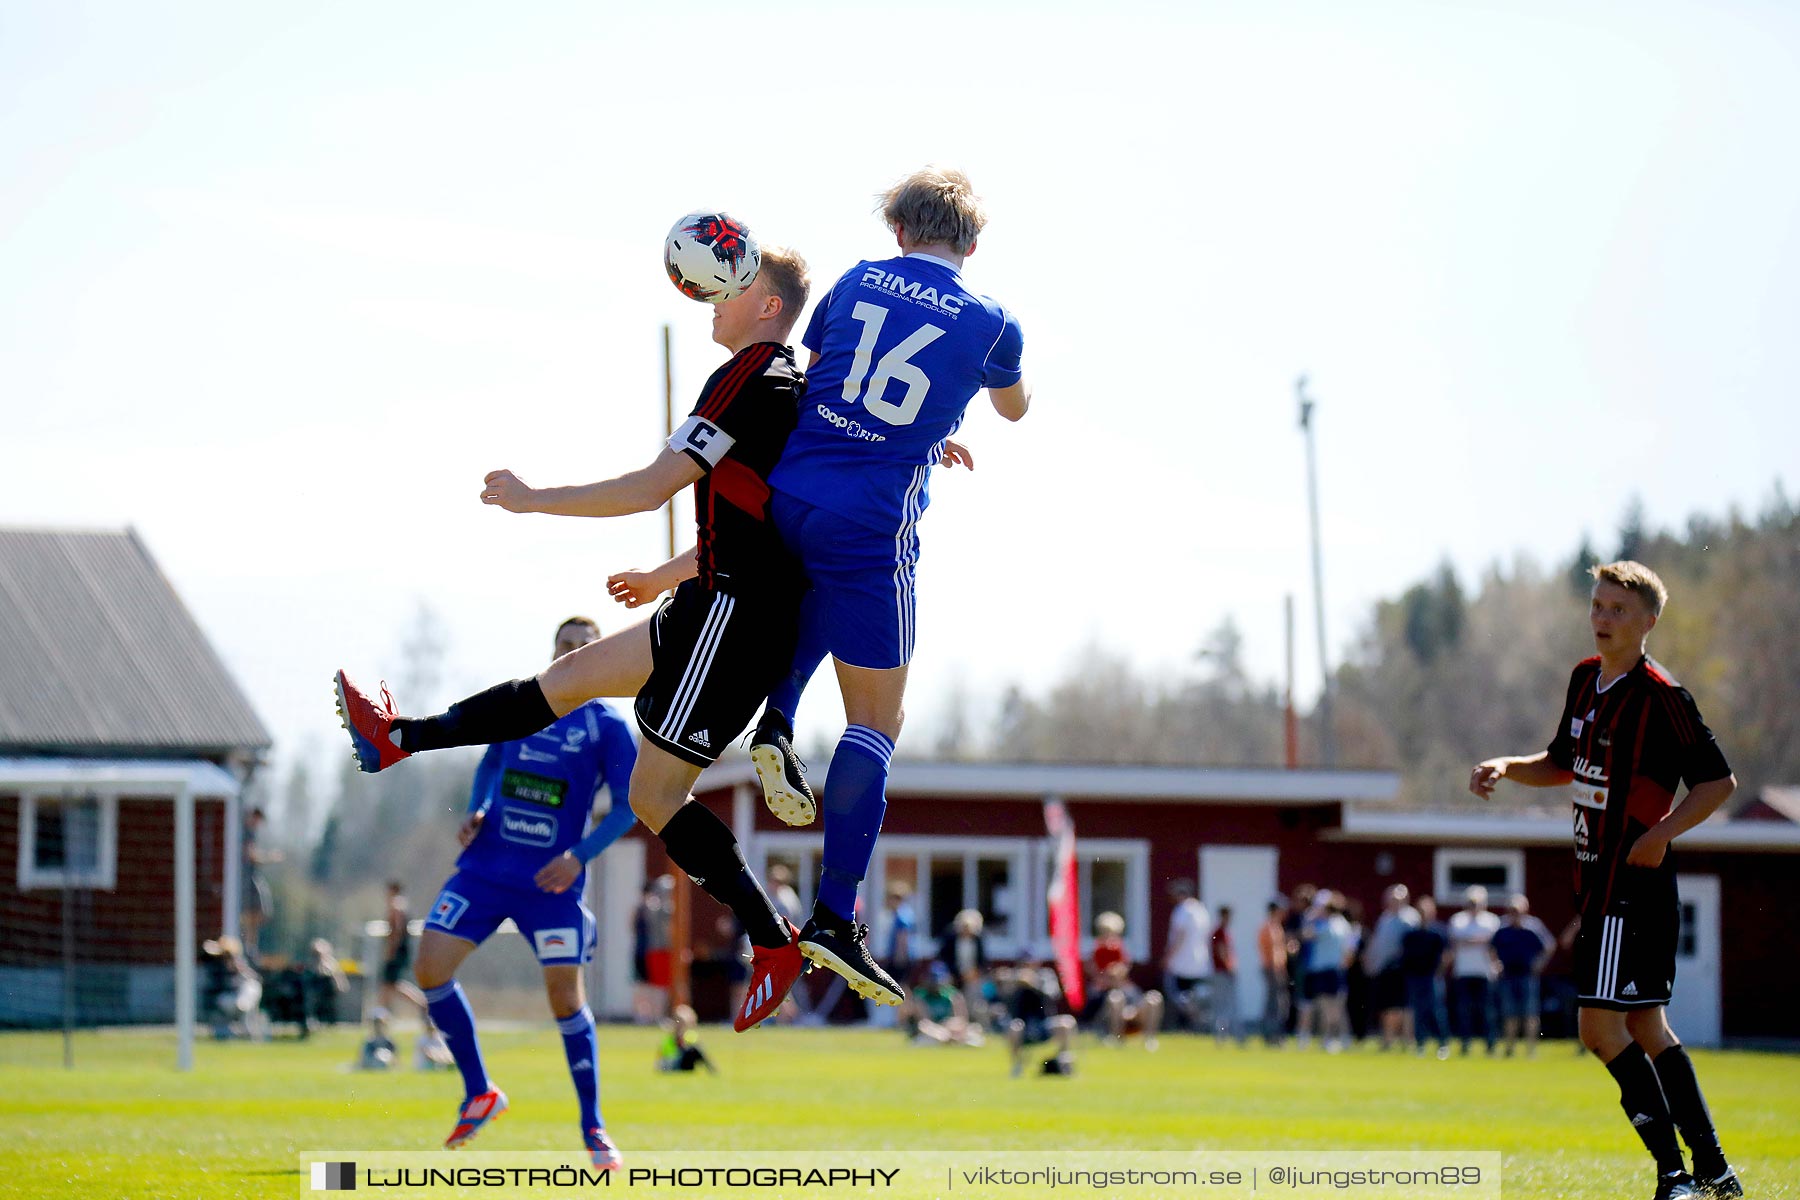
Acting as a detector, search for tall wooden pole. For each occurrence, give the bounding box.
[663,324,693,1011]
[1284,594,1299,769]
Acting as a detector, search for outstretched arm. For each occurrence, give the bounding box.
[482,448,703,519]
[1468,751,1574,799]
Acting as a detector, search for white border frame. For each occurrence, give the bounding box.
[1432,846,1524,903]
[16,790,118,891]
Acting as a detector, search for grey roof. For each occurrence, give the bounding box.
[0,527,270,758]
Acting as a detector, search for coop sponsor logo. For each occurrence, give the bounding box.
[815,404,887,442]
[500,807,557,848]
[858,267,966,317]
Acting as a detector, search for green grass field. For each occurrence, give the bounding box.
[2,1025,1796,1199]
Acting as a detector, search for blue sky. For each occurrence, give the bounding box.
[3,1,1796,786]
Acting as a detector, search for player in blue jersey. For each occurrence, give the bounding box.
[409,616,639,1170]
[748,167,1031,1004]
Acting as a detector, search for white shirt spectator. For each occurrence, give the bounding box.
[1166,897,1213,978]
[1449,908,1502,978]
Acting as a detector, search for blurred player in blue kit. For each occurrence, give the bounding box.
[410,616,638,1170]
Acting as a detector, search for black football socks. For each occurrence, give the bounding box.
[657,803,789,950]
[1653,1045,1727,1179]
[391,677,558,752]
[1605,1043,1686,1175]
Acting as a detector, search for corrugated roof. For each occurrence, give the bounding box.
[0,527,270,757]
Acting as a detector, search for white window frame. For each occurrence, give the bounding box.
[859,834,1037,960]
[1031,837,1151,961]
[752,832,826,918]
[17,790,119,891]
[1432,847,1524,905]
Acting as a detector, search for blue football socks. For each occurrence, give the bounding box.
[424,980,490,1100]
[557,1006,603,1132]
[815,725,895,921]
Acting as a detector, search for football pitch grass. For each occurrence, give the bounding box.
[2,1025,1796,1199]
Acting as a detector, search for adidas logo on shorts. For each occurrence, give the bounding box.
[688,729,712,748]
[1622,982,1638,997]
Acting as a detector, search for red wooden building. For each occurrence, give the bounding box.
[584,758,1798,1045]
[0,528,269,1061]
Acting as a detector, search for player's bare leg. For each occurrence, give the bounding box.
[339,618,655,771]
[412,931,505,1148]
[793,660,907,1004]
[539,964,619,1170]
[627,745,805,1031]
[537,618,655,714]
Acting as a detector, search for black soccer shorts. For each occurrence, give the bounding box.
[634,579,799,768]
[1573,877,1679,1010]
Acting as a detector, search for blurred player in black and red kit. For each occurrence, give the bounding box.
[1470,561,1741,1200]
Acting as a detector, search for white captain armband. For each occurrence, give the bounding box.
[669,414,736,469]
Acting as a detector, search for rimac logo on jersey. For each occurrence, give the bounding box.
[859,267,966,316]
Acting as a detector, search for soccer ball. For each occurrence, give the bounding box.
[664,211,760,303]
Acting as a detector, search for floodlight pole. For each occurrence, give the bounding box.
[1297,376,1336,767]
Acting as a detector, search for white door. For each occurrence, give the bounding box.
[1198,845,1279,1024]
[1667,874,1721,1047]
[588,837,645,1020]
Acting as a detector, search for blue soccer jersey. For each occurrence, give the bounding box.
[454,700,638,889]
[770,253,1023,535]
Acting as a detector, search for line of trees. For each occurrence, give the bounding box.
[972,487,1799,808]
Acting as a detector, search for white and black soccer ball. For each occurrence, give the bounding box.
[664,210,760,303]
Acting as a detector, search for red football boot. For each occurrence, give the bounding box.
[734,920,807,1032]
[334,669,410,772]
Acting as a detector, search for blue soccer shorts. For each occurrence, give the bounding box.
[773,491,918,670]
[423,869,597,965]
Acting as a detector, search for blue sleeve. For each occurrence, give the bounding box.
[801,287,831,355]
[981,305,1024,389]
[468,744,504,815]
[571,712,639,862]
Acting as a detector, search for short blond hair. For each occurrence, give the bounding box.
[1589,560,1668,616]
[755,244,810,331]
[879,166,987,254]
[1095,911,1126,938]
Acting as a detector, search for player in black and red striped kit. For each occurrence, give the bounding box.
[1470,561,1741,1200]
[334,247,819,1036]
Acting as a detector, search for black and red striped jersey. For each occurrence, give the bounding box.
[666,342,806,593]
[1545,655,1731,915]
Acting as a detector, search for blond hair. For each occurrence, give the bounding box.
[1095,911,1126,938]
[879,166,987,254]
[753,243,809,333]
[1589,560,1668,616]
